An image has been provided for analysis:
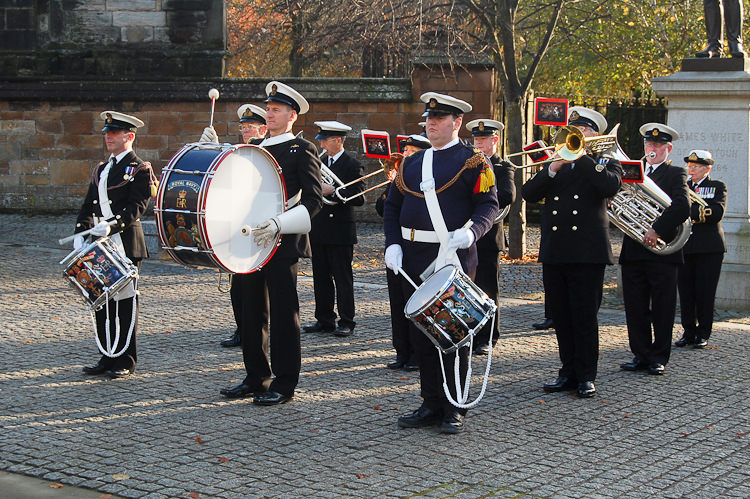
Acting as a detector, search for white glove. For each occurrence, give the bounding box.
[73,235,84,250]
[253,218,280,248]
[384,244,403,274]
[447,227,475,249]
[90,221,111,237]
[200,126,219,143]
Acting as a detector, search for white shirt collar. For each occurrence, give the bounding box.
[329,149,345,163]
[432,137,459,151]
[260,133,295,147]
[108,149,132,164]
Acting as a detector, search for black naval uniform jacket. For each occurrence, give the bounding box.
[522,154,622,265]
[310,151,365,246]
[618,160,691,265]
[250,136,323,257]
[383,141,499,279]
[477,154,515,253]
[683,176,727,255]
[75,150,151,260]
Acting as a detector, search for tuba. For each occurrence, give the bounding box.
[606,146,702,255]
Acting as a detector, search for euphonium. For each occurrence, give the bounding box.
[606,148,695,255]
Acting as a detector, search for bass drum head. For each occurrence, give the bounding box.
[404,265,456,316]
[202,145,285,273]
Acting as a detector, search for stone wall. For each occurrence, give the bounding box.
[0,0,226,78]
[0,65,497,221]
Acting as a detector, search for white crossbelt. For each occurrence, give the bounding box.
[401,226,455,243]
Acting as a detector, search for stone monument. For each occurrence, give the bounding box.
[652,58,750,310]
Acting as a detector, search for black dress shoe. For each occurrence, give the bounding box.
[648,363,665,375]
[302,321,334,334]
[220,329,241,348]
[543,376,578,393]
[621,358,648,371]
[674,335,695,347]
[398,406,442,428]
[387,359,405,370]
[577,381,596,398]
[253,391,291,406]
[333,325,354,337]
[729,42,746,58]
[403,362,419,371]
[693,338,708,349]
[82,363,108,375]
[440,411,465,434]
[696,45,722,58]
[220,383,261,398]
[533,318,554,330]
[474,344,490,356]
[106,368,132,378]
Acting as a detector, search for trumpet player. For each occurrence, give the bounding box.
[201,104,269,349]
[302,121,365,337]
[676,150,727,349]
[521,107,622,398]
[620,124,690,376]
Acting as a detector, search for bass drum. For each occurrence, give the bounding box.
[155,143,286,274]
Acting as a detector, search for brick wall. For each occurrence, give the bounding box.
[0,65,496,220]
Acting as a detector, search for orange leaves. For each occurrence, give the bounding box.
[219,457,230,463]
[195,437,205,444]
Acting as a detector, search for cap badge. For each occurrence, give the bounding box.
[429,98,437,108]
[652,129,659,137]
[243,108,252,117]
[105,113,113,124]
[478,122,485,132]
[569,111,579,121]
[270,84,278,96]
[688,152,699,161]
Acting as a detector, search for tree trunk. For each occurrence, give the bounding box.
[505,92,527,259]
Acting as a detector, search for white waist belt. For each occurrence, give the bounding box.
[401,226,455,243]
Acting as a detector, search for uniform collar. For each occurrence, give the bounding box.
[432,137,459,151]
[328,149,344,163]
[108,149,132,165]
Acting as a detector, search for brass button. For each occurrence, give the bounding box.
[572,226,578,231]
[553,196,559,201]
[572,210,578,215]
[573,194,579,199]
[552,226,558,231]
[552,210,557,215]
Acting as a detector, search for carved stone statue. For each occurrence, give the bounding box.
[696,0,745,58]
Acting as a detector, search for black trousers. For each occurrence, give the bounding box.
[543,263,605,382]
[386,268,416,363]
[474,238,500,347]
[704,0,743,45]
[311,243,355,330]
[94,261,140,371]
[230,275,241,331]
[233,256,300,397]
[622,261,679,366]
[400,274,471,417]
[678,252,724,341]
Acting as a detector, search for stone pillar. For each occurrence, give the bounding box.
[652,59,750,310]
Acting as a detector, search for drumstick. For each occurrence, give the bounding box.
[208,88,220,128]
[398,268,419,290]
[58,221,117,245]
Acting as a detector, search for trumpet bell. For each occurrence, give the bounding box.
[553,126,585,162]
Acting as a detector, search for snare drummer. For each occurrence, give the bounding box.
[76,111,153,378]
[220,82,323,406]
[383,92,498,434]
[201,104,269,348]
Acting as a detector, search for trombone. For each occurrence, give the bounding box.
[505,124,622,169]
[319,152,402,205]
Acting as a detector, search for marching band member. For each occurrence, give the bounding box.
[376,134,431,371]
[465,119,516,355]
[220,82,323,405]
[383,92,498,434]
[201,104,269,348]
[303,121,365,337]
[78,111,153,378]
[676,150,727,349]
[620,123,690,376]
[522,107,622,398]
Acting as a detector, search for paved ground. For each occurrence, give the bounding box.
[0,214,748,498]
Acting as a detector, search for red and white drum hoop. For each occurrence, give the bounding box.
[155,143,287,274]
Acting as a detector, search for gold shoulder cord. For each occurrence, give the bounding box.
[395,153,487,199]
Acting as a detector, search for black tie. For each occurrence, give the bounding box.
[328,156,334,167]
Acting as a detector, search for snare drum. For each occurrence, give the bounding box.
[60,238,138,310]
[405,265,497,353]
[155,143,287,273]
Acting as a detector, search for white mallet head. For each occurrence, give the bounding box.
[208,88,220,100]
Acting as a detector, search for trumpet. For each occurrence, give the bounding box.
[319,152,402,205]
[505,124,622,169]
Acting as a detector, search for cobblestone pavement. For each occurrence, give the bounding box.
[1,214,748,498]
